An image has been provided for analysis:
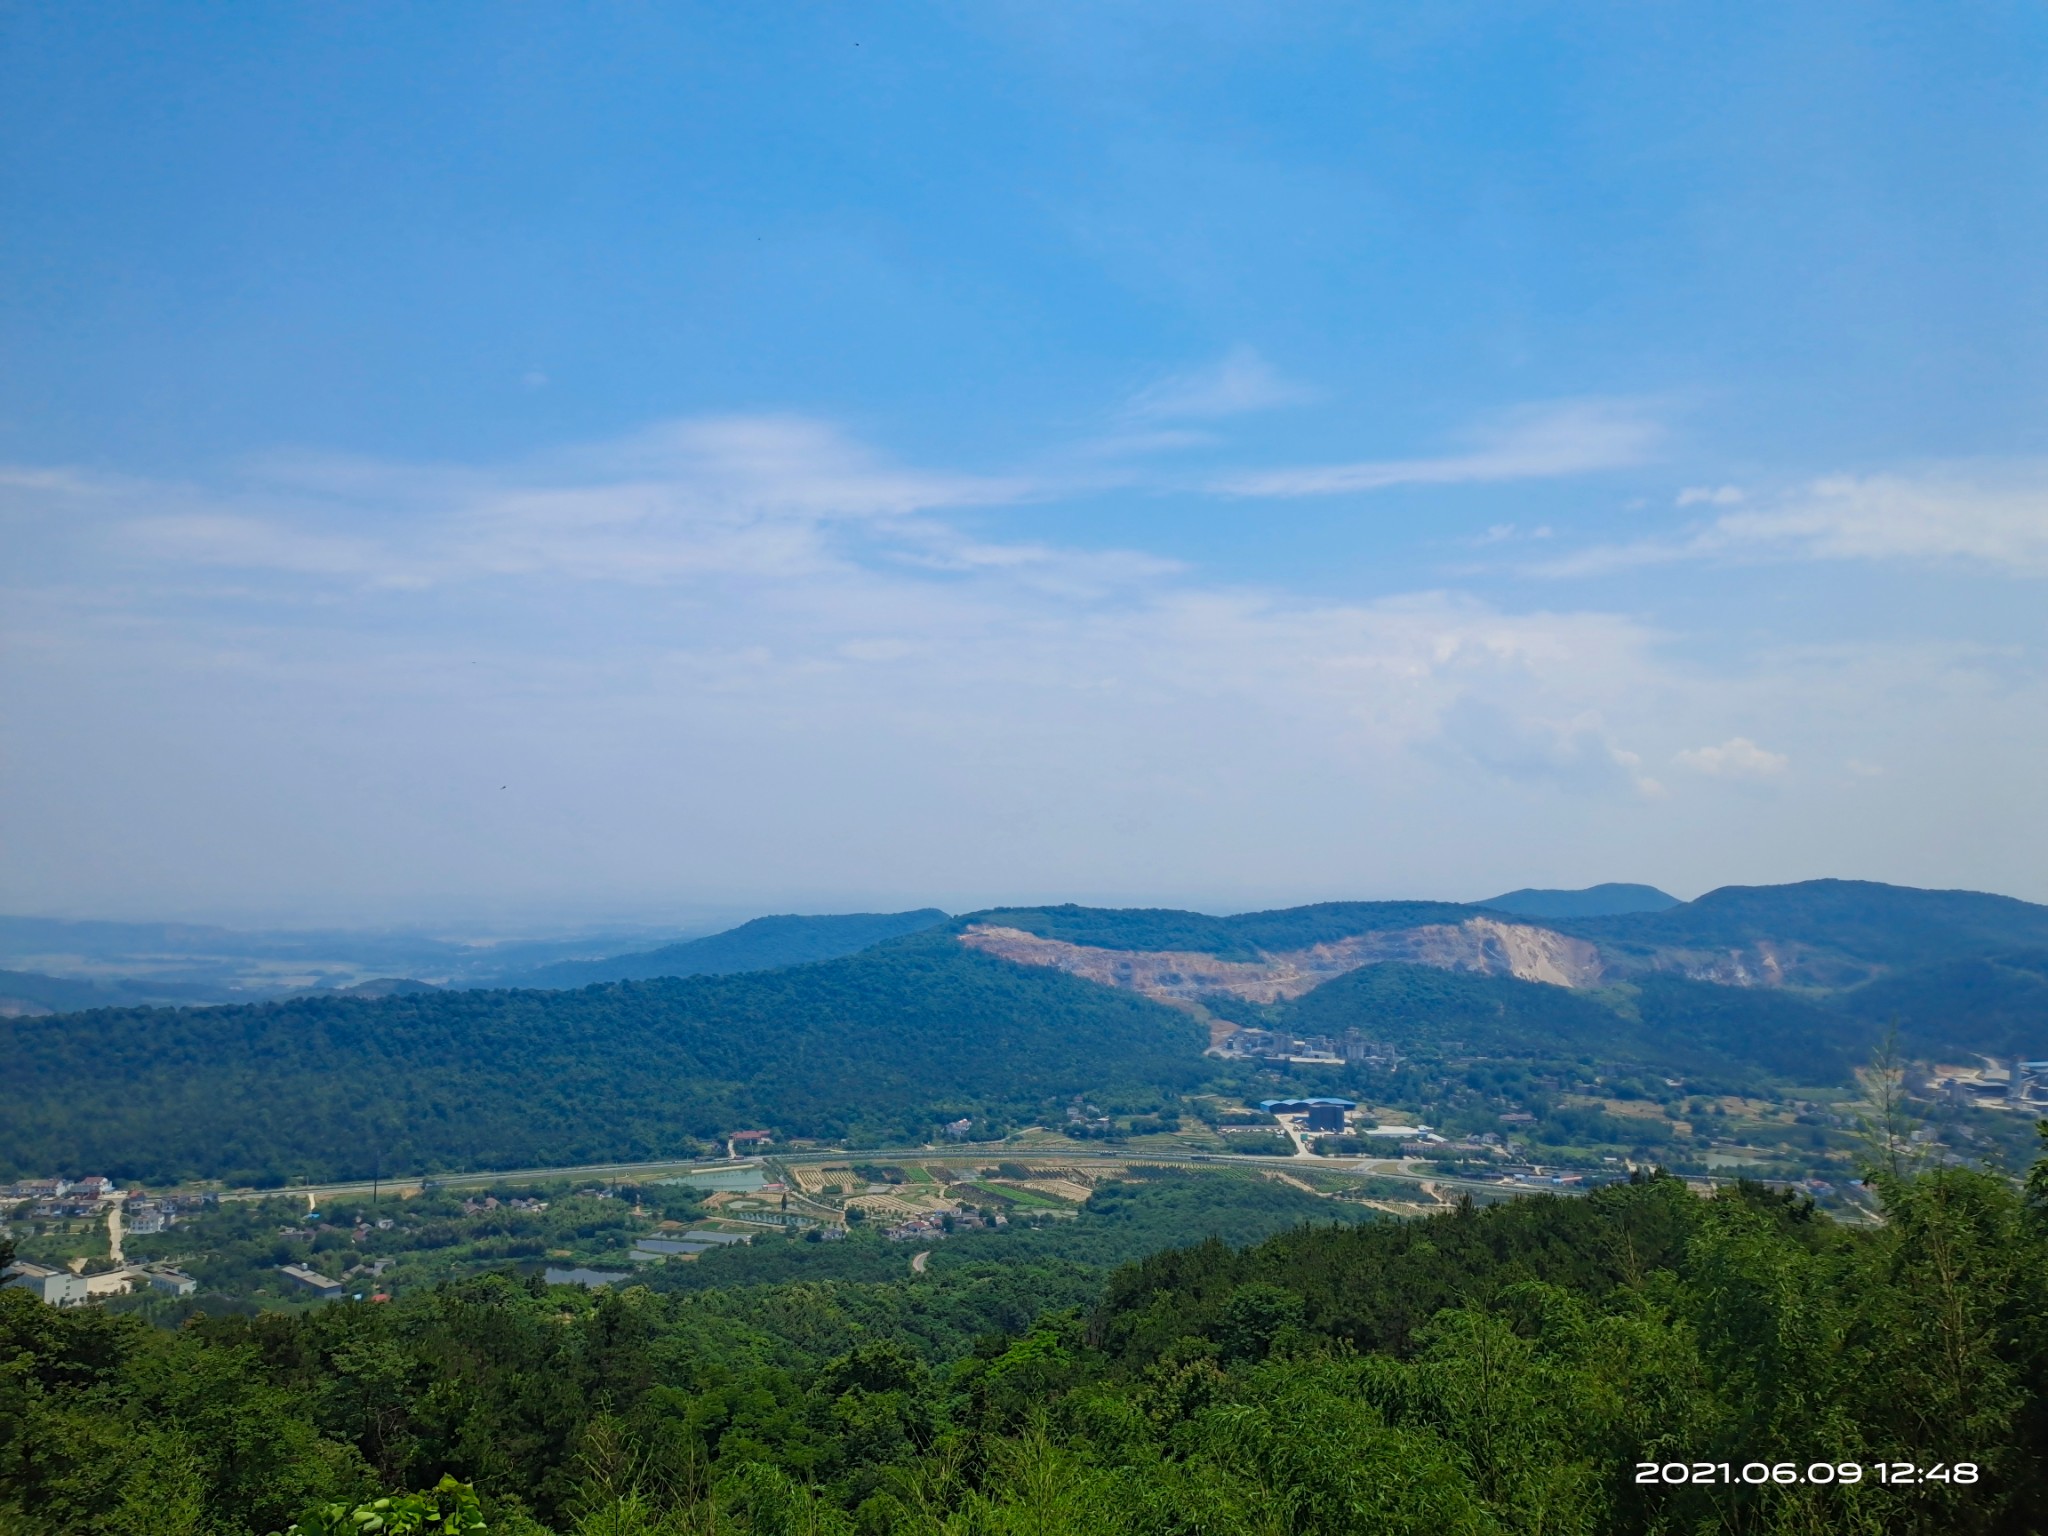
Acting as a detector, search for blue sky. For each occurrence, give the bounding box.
[4,3,2046,923]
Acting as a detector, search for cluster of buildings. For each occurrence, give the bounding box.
[5,1261,197,1306]
[460,1195,548,1215]
[3,1175,218,1308]
[4,1187,118,1212]
[1941,1060,2048,1109]
[4,1176,122,1221]
[1257,1097,1446,1145]
[1213,1030,1400,1067]
[882,1206,1002,1242]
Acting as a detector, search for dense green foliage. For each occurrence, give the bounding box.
[6,1149,2045,1535]
[0,939,1205,1184]
[509,913,951,989]
[1556,879,2048,978]
[1837,951,2048,1060]
[653,1172,1357,1297]
[1261,963,1876,1088]
[1281,962,1638,1053]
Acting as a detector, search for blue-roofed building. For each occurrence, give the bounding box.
[1259,1096,1357,1133]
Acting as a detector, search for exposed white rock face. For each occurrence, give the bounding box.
[958,916,1604,1006]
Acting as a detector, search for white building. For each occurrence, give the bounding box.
[2,1261,93,1307]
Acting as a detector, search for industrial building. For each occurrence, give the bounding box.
[1258,1096,1357,1132]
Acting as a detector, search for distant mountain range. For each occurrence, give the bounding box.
[4,879,2045,1184]
[972,879,2048,995]
[499,909,951,988]
[0,912,711,1009]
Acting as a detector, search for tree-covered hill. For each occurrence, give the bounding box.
[503,909,951,988]
[1475,882,1680,918]
[1278,961,1632,1050]
[1262,962,1879,1086]
[0,935,1204,1185]
[962,880,2048,985]
[1555,879,2048,976]
[1835,950,2048,1060]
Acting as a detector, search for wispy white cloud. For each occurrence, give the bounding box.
[1675,737,1789,778]
[1677,484,1745,507]
[100,416,1047,590]
[1542,468,2048,577]
[1216,398,1660,498]
[1124,346,1313,422]
[6,415,2046,916]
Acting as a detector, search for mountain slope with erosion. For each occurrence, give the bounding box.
[960,915,1604,1003]
[959,882,2048,1000]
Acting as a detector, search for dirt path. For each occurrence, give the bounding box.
[910,1250,930,1274]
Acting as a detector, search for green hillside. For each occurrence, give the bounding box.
[506,908,951,987]
[1559,879,2048,977]
[0,968,120,1014]
[0,935,1204,1185]
[1261,961,1877,1087]
[1835,950,2048,1060]
[1277,960,1639,1054]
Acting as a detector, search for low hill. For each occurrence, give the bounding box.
[1278,961,1639,1055]
[0,968,120,1016]
[1271,961,1875,1086]
[1475,882,1679,918]
[0,968,237,1014]
[0,932,1202,1185]
[1835,950,2048,1061]
[505,908,951,987]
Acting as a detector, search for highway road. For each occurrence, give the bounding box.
[221,1141,1569,1207]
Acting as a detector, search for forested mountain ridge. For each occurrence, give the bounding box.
[0,934,1204,1184]
[950,881,2048,1039]
[1546,879,2048,985]
[8,881,2048,1186]
[965,880,2048,984]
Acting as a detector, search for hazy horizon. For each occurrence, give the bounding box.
[6,6,2046,921]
